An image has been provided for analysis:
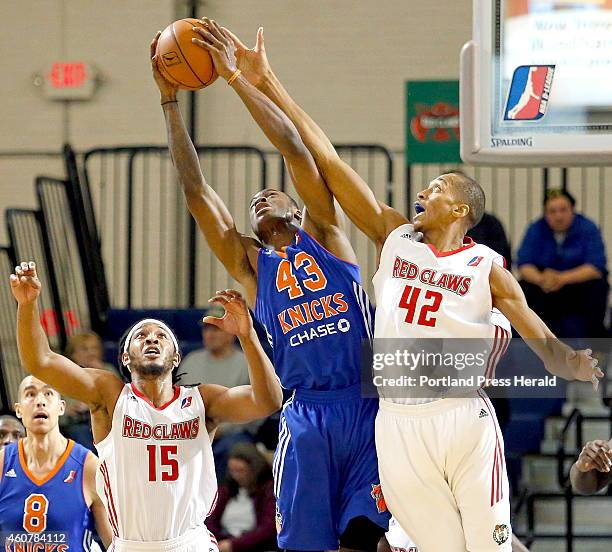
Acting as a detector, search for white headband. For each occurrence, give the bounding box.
[122,319,180,355]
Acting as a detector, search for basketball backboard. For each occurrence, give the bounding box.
[460,0,612,165]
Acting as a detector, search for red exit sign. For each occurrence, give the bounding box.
[41,61,97,100]
[49,62,88,89]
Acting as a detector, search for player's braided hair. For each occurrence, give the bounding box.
[117,324,184,384]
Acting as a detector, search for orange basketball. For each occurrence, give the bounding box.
[156,18,218,90]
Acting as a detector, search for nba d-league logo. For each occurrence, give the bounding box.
[504,65,555,121]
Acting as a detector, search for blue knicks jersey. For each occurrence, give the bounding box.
[0,440,96,552]
[255,228,373,390]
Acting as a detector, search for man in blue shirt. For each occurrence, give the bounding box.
[517,189,608,338]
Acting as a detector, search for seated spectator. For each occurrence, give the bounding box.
[570,438,612,495]
[180,308,261,480]
[467,211,512,268]
[517,189,609,338]
[0,414,25,449]
[61,331,116,450]
[207,443,277,552]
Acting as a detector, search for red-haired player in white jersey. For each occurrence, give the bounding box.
[10,261,282,552]
[215,28,602,551]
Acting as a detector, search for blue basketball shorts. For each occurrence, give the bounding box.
[272,384,390,550]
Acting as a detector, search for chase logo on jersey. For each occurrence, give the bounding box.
[64,469,77,483]
[181,396,192,409]
[504,65,555,121]
[467,256,484,267]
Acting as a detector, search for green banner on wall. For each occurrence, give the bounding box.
[406,80,461,164]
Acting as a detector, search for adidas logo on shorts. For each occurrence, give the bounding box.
[479,409,488,419]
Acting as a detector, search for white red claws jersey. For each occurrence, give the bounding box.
[95,384,217,541]
[372,225,511,403]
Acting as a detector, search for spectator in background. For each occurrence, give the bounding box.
[0,415,25,449]
[207,443,277,552]
[180,307,260,480]
[61,331,116,451]
[517,189,609,338]
[467,212,512,268]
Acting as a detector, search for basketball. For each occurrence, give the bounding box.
[156,18,218,90]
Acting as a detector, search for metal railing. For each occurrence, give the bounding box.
[516,408,612,551]
[83,145,268,308]
[36,176,93,336]
[0,247,19,409]
[6,209,66,352]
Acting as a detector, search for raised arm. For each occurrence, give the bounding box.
[221,25,408,248]
[199,291,282,425]
[151,33,258,303]
[193,21,357,262]
[489,262,602,384]
[10,262,122,409]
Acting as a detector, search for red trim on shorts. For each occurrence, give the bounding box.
[478,389,505,507]
[130,383,180,410]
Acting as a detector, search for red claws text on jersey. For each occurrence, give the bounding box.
[277,293,349,335]
[122,415,200,440]
[392,257,472,296]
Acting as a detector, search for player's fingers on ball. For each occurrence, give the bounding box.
[192,37,215,51]
[198,27,222,47]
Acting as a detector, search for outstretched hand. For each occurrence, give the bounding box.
[568,348,604,390]
[204,290,253,338]
[10,261,42,305]
[220,25,270,88]
[192,19,239,82]
[150,31,179,101]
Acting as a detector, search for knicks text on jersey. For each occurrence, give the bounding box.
[255,228,374,390]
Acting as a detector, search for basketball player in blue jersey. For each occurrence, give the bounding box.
[0,375,111,552]
[152,22,390,552]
